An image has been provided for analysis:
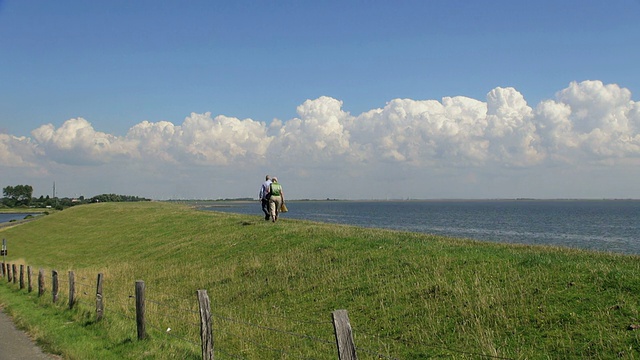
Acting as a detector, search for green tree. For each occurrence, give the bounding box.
[2,185,33,207]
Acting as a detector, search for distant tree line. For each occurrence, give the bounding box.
[90,194,151,203]
[2,184,150,210]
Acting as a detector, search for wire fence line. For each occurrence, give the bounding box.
[212,312,335,359]
[214,312,335,346]
[1,260,515,360]
[213,300,336,328]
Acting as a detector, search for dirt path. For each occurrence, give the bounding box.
[0,309,56,359]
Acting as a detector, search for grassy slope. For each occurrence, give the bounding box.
[1,201,640,359]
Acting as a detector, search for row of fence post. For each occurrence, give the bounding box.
[133,280,358,360]
[1,262,104,317]
[1,263,358,360]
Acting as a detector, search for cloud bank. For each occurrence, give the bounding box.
[2,80,640,199]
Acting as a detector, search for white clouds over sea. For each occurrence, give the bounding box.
[2,80,640,200]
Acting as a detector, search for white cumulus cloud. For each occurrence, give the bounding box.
[4,80,640,199]
[534,80,640,161]
[175,112,272,166]
[270,96,357,163]
[31,118,131,165]
[484,87,541,166]
[0,133,41,167]
[126,120,179,163]
[353,96,491,165]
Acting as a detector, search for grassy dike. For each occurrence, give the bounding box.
[0,201,639,359]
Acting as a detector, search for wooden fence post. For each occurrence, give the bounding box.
[38,269,44,296]
[332,309,358,360]
[135,280,146,340]
[197,290,214,360]
[96,273,104,321]
[12,264,17,284]
[68,271,75,309]
[52,270,59,303]
[27,266,32,292]
[6,264,11,282]
[19,265,24,289]
[1,262,4,277]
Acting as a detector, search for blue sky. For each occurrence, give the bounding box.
[1,1,640,200]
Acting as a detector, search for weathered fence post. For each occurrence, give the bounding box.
[1,240,6,273]
[52,270,59,303]
[68,271,75,309]
[38,269,44,296]
[135,280,146,340]
[332,309,358,360]
[27,266,32,292]
[6,264,11,282]
[197,290,214,360]
[19,265,24,289]
[12,264,17,284]
[96,273,104,321]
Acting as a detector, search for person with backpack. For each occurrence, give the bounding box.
[268,177,284,222]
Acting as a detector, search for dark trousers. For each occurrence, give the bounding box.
[261,199,270,220]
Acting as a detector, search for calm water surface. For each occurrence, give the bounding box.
[202,200,640,255]
[0,213,36,223]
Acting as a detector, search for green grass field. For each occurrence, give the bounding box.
[1,201,640,359]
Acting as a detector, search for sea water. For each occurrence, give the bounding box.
[202,200,640,255]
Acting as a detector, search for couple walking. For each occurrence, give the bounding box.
[259,175,285,222]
